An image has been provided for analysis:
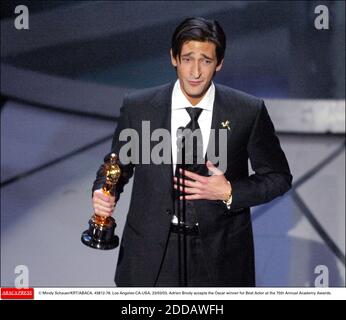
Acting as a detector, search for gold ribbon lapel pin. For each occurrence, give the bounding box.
[221,120,230,131]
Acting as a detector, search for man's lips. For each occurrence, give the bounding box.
[188,80,203,86]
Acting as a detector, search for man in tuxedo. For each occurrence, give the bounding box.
[92,17,292,287]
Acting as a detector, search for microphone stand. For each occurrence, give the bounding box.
[176,127,187,286]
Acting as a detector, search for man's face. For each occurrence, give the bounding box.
[171,40,223,105]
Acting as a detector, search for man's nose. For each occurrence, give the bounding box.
[191,62,201,79]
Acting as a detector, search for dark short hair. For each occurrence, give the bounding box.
[171,17,226,66]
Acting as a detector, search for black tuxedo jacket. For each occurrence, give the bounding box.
[93,82,292,287]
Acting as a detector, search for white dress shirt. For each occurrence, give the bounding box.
[171,80,215,174]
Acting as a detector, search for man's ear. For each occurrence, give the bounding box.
[215,59,224,72]
[170,49,178,67]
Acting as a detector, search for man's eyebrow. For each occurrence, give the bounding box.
[180,52,214,60]
[201,54,213,60]
[180,52,194,57]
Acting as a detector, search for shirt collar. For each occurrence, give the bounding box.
[171,79,215,111]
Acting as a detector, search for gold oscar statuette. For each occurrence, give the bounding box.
[81,153,120,250]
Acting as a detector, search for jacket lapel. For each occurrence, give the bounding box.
[146,82,175,195]
[205,84,234,171]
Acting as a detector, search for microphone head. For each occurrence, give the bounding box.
[176,126,185,139]
[176,126,185,149]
